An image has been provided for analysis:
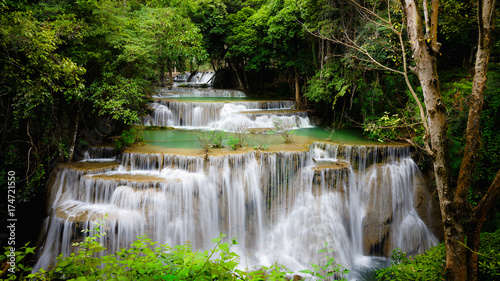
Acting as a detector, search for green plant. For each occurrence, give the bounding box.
[390,248,409,266]
[211,131,227,148]
[376,244,445,281]
[477,229,500,279]
[114,127,144,150]
[0,243,36,280]
[227,125,249,150]
[195,130,214,153]
[28,218,355,281]
[228,134,242,150]
[272,118,295,144]
[363,112,404,142]
[254,131,272,150]
[254,144,269,150]
[299,242,350,280]
[195,130,228,153]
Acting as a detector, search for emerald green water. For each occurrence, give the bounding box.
[158,97,251,102]
[143,127,380,150]
[295,127,381,145]
[156,97,293,102]
[143,129,200,149]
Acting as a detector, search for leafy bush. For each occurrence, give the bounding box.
[305,60,352,110]
[0,243,36,280]
[114,127,144,151]
[363,112,404,142]
[228,135,241,150]
[478,229,500,280]
[25,221,352,281]
[375,244,445,281]
[376,231,500,281]
[194,130,228,152]
[28,221,249,280]
[300,242,350,280]
[211,131,228,148]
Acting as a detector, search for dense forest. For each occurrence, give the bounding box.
[1,0,499,280]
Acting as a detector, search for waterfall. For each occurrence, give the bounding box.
[34,87,438,279]
[140,88,309,130]
[83,146,117,161]
[35,145,437,275]
[143,100,304,129]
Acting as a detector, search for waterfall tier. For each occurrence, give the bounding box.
[141,88,311,130]
[35,143,438,277]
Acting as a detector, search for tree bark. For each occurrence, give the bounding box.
[401,1,467,279]
[67,112,79,162]
[456,0,496,202]
[461,1,497,280]
[229,59,244,90]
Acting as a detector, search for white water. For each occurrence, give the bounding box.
[173,71,215,86]
[142,89,312,130]
[34,87,438,279]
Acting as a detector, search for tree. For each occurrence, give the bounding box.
[267,0,315,107]
[400,0,499,279]
[189,0,231,71]
[303,0,498,279]
[138,6,207,85]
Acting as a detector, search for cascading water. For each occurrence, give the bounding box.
[34,87,438,279]
[173,71,215,86]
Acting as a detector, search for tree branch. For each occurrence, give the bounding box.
[298,2,434,155]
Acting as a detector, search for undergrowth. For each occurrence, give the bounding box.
[2,221,349,280]
[376,228,500,280]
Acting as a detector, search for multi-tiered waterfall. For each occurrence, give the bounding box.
[34,87,439,280]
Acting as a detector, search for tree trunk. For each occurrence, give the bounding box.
[167,61,173,90]
[401,1,466,279]
[159,60,165,85]
[229,59,244,90]
[462,1,497,279]
[67,112,79,162]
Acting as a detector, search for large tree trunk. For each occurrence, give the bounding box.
[401,0,466,279]
[462,1,498,280]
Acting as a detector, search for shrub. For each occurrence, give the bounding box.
[114,127,144,150]
[478,229,500,280]
[375,244,445,281]
[211,131,227,148]
[194,130,214,153]
[0,243,36,280]
[194,130,228,152]
[272,118,295,144]
[300,242,350,280]
[25,221,352,281]
[228,134,242,150]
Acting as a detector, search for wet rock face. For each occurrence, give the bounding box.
[311,161,350,195]
[362,165,394,256]
[413,169,443,241]
[360,162,442,257]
